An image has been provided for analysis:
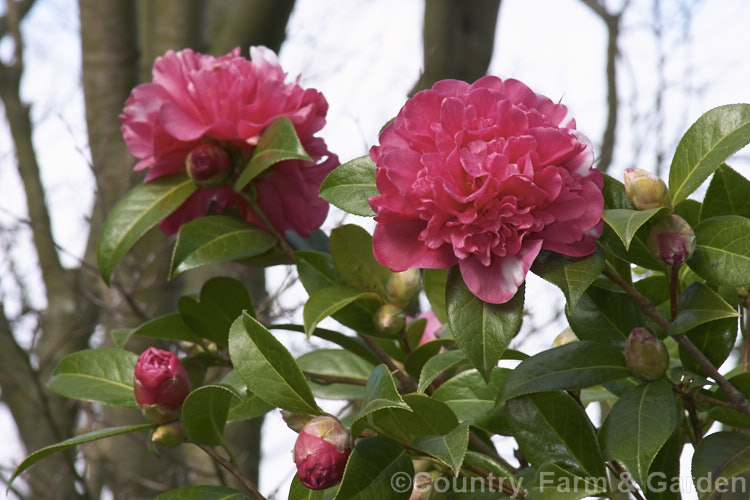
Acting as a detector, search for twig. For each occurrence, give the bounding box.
[303,371,367,386]
[668,265,680,321]
[463,464,526,498]
[468,432,518,474]
[237,190,295,257]
[195,444,265,500]
[359,334,418,393]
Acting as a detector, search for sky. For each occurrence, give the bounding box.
[1,0,750,498]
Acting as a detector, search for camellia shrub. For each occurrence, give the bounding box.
[10,45,750,500]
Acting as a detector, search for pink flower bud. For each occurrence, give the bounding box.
[134,347,191,424]
[624,168,671,210]
[386,269,422,307]
[294,416,352,490]
[185,143,231,187]
[624,327,669,381]
[647,214,696,266]
[373,304,406,337]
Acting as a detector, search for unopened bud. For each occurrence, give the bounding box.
[410,471,439,500]
[151,421,185,448]
[186,143,231,187]
[134,347,191,424]
[294,416,352,490]
[625,327,669,381]
[386,269,422,307]
[373,304,406,337]
[647,214,696,266]
[552,328,578,348]
[624,168,671,210]
[281,410,314,433]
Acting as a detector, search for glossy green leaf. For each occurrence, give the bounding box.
[169,215,275,278]
[602,207,667,250]
[329,225,391,297]
[647,430,683,500]
[404,317,428,351]
[462,450,519,487]
[234,116,311,191]
[155,486,245,500]
[502,341,629,400]
[692,431,750,500]
[111,328,134,349]
[352,365,410,428]
[289,475,338,500]
[10,423,156,486]
[701,164,750,220]
[269,324,379,366]
[447,270,524,381]
[598,222,667,272]
[404,339,454,379]
[181,385,237,446]
[319,155,377,216]
[525,461,607,500]
[334,436,412,500]
[675,199,702,227]
[47,348,138,408]
[423,268,449,323]
[679,317,737,377]
[97,174,197,284]
[365,394,457,442]
[669,104,750,206]
[531,249,605,313]
[221,370,275,422]
[417,350,467,394]
[600,380,679,489]
[432,368,508,429]
[413,422,469,476]
[688,215,750,287]
[668,282,739,335]
[303,286,381,338]
[708,373,750,428]
[507,391,607,479]
[228,312,320,415]
[297,349,375,400]
[132,313,203,344]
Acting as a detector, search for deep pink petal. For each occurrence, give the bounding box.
[372,220,457,272]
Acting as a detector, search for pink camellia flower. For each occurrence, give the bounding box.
[369,77,604,303]
[120,46,338,235]
[294,416,352,490]
[134,347,191,424]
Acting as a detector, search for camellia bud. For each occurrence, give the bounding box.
[552,328,578,348]
[373,304,406,337]
[624,168,671,210]
[624,327,669,381]
[386,269,422,307]
[281,410,314,433]
[134,347,191,424]
[647,214,696,266]
[294,415,352,490]
[151,421,185,448]
[185,143,231,187]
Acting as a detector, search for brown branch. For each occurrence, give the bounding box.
[0,0,36,39]
[195,444,266,500]
[359,334,418,393]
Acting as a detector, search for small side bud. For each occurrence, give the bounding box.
[281,410,314,433]
[294,416,352,490]
[151,422,185,448]
[647,214,696,266]
[624,168,671,210]
[386,269,422,307]
[625,327,669,381]
[373,304,406,337]
[186,143,231,187]
[552,328,578,348]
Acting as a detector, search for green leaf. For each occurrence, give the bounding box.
[507,391,607,479]
[405,317,428,351]
[47,348,138,408]
[365,394,458,442]
[320,155,377,216]
[708,373,750,428]
[679,317,737,377]
[10,423,156,486]
[329,225,391,297]
[297,349,375,400]
[97,174,197,284]
[303,286,381,338]
[462,450,519,486]
[181,385,237,446]
[228,312,320,415]
[675,199,703,227]
[404,339,454,379]
[688,215,750,287]
[647,430,683,500]
[417,350,467,394]
[423,269,449,323]
[234,116,311,191]
[525,461,607,499]
[600,380,679,489]
[155,485,245,500]
[692,431,750,500]
[668,282,739,335]
[221,370,275,422]
[289,475,338,500]
[334,436,413,500]
[502,341,629,400]
[269,324,379,366]
[531,249,605,313]
[701,164,750,220]
[132,313,204,344]
[413,422,469,476]
[111,328,134,349]
[669,104,750,206]
[447,270,524,382]
[352,365,410,430]
[598,222,667,272]
[602,207,667,250]
[432,368,508,429]
[169,215,276,278]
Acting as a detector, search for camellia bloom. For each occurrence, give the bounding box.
[134,347,191,424]
[369,77,603,303]
[120,47,338,235]
[294,416,352,490]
